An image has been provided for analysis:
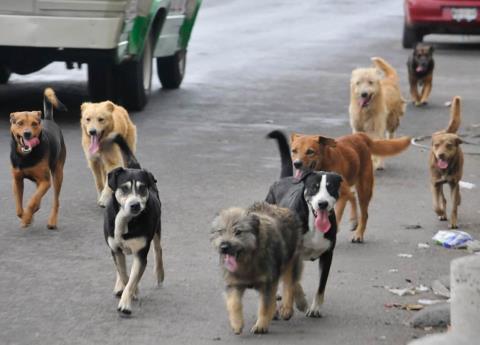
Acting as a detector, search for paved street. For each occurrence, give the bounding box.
[1,1,479,344]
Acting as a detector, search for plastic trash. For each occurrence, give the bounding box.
[432,230,473,249]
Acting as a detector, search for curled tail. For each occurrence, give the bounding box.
[445,96,461,134]
[267,130,293,178]
[104,133,141,169]
[364,134,411,157]
[371,57,398,81]
[43,87,67,120]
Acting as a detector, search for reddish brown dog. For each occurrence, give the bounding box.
[430,96,463,229]
[290,132,411,242]
[10,88,66,229]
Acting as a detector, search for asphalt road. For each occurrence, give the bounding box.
[1,1,480,344]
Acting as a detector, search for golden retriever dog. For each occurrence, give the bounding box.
[349,57,406,170]
[80,101,136,206]
[430,96,463,229]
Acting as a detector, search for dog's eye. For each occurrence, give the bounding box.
[137,185,147,195]
[85,118,91,122]
[120,185,130,194]
[446,144,453,150]
[31,122,38,128]
[98,118,105,123]
[17,121,24,126]
[356,81,360,86]
[292,149,297,154]
[306,149,315,155]
[368,80,373,85]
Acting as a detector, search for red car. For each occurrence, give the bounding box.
[403,0,480,48]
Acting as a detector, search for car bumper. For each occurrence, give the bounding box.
[0,15,123,49]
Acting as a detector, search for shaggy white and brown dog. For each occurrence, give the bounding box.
[349,57,406,170]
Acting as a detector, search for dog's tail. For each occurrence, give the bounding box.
[445,96,461,134]
[267,130,293,178]
[104,133,141,169]
[43,88,67,120]
[371,57,398,81]
[362,133,411,157]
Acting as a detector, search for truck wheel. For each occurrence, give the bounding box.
[88,63,117,102]
[0,65,11,84]
[118,34,153,111]
[157,50,186,89]
[402,23,422,48]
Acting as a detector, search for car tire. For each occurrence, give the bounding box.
[0,65,11,84]
[157,50,186,89]
[402,23,422,48]
[118,34,153,111]
[88,62,117,102]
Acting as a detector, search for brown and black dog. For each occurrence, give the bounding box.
[407,43,435,107]
[10,88,66,229]
[430,96,463,229]
[290,132,411,242]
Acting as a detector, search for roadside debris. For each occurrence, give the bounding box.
[388,268,399,273]
[405,224,422,230]
[432,280,450,299]
[398,253,413,258]
[417,243,430,249]
[418,299,445,305]
[409,303,450,329]
[444,101,452,107]
[432,230,473,249]
[459,181,476,189]
[385,303,424,311]
[385,285,429,296]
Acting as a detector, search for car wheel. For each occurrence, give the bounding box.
[88,62,117,102]
[118,34,153,111]
[0,65,11,84]
[157,50,186,89]
[402,22,422,48]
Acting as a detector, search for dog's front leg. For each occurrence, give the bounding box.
[112,250,129,297]
[118,253,147,315]
[22,179,51,227]
[88,159,104,196]
[420,75,433,105]
[251,282,277,334]
[409,76,421,106]
[432,183,447,221]
[12,170,24,219]
[306,250,333,318]
[225,286,245,334]
[449,182,460,229]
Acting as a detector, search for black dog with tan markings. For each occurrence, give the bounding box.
[407,43,435,106]
[211,202,303,334]
[104,134,164,315]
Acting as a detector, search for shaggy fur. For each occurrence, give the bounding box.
[80,101,136,207]
[211,202,303,334]
[429,96,463,229]
[349,57,406,169]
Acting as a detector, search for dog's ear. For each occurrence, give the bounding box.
[144,170,157,188]
[80,102,90,114]
[243,214,260,235]
[104,101,115,113]
[318,136,336,147]
[33,111,42,122]
[10,113,17,124]
[455,136,463,146]
[107,167,125,190]
[290,132,299,143]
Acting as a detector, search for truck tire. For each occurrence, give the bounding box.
[402,22,422,48]
[118,34,153,111]
[157,50,186,89]
[88,63,117,102]
[0,65,11,84]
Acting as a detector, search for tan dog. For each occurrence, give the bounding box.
[430,96,463,229]
[349,57,406,170]
[80,101,136,206]
[290,132,411,242]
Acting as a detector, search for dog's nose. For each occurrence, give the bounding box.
[438,153,446,160]
[361,92,369,98]
[23,131,32,139]
[220,242,231,254]
[130,202,141,213]
[88,129,97,136]
[293,160,303,169]
[317,201,328,210]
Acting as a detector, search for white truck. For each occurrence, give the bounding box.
[0,0,201,110]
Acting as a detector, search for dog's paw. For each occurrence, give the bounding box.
[47,224,57,230]
[414,101,422,107]
[438,215,447,221]
[20,214,33,228]
[117,300,132,315]
[351,235,364,243]
[231,324,243,335]
[449,223,458,229]
[250,323,269,334]
[306,308,323,318]
[279,305,294,320]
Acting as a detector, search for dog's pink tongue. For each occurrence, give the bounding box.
[89,135,99,154]
[224,254,238,272]
[295,170,302,179]
[315,210,331,233]
[437,159,448,170]
[359,98,368,108]
[24,137,40,149]
[416,66,424,73]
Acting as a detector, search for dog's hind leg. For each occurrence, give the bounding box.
[47,163,64,229]
[112,251,129,297]
[449,182,460,229]
[348,189,358,231]
[335,184,354,231]
[118,252,147,315]
[306,250,333,318]
[153,232,164,285]
[12,170,24,219]
[279,258,301,320]
[352,176,373,243]
[225,286,245,334]
[252,282,278,334]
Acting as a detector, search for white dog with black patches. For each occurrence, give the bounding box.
[103,134,163,315]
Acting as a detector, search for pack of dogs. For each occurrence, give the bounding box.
[8,43,467,334]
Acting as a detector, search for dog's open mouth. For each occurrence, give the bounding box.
[358,94,372,108]
[89,132,103,155]
[436,158,449,170]
[17,135,40,154]
[416,66,425,73]
[312,209,331,233]
[223,253,239,272]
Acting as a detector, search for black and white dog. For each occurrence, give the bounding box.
[265,130,342,318]
[104,134,164,315]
